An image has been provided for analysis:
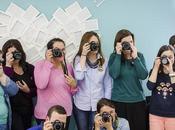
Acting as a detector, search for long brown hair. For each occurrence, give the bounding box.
[73,31,105,67]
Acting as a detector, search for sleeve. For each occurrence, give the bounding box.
[27,63,37,97]
[119,118,130,130]
[67,64,78,95]
[103,61,112,99]
[108,53,121,79]
[73,56,87,80]
[147,80,157,90]
[133,53,148,80]
[3,77,19,96]
[3,66,14,77]
[34,60,53,90]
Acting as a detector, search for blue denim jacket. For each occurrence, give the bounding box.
[1,77,19,130]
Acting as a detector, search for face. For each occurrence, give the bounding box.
[46,111,67,128]
[88,35,99,54]
[120,35,134,54]
[52,41,65,62]
[100,105,116,122]
[161,50,174,65]
[7,46,20,63]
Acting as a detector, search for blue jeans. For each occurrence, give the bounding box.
[0,124,7,130]
[73,104,95,130]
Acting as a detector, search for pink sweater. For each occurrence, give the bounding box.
[34,60,77,119]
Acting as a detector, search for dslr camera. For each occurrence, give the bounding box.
[12,51,22,60]
[89,41,99,51]
[122,41,131,50]
[52,120,64,130]
[52,48,63,58]
[101,112,111,123]
[161,55,169,65]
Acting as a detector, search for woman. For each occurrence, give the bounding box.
[2,39,37,130]
[108,29,148,130]
[147,45,175,130]
[94,98,130,130]
[0,50,19,130]
[34,38,77,130]
[73,31,112,130]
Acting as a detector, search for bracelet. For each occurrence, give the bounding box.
[169,73,175,77]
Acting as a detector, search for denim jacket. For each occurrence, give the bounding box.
[1,77,19,130]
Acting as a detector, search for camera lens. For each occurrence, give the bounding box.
[52,48,63,57]
[13,51,22,60]
[161,55,169,65]
[101,112,111,123]
[52,120,64,130]
[89,41,99,51]
[122,41,131,50]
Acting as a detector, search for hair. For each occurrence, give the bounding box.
[73,31,105,67]
[2,39,26,66]
[97,98,115,113]
[47,38,65,50]
[0,50,2,54]
[47,105,67,118]
[156,45,175,72]
[169,35,175,46]
[114,29,134,51]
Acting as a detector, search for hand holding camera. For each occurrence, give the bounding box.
[16,80,30,93]
[94,112,113,130]
[5,51,14,67]
[160,55,173,74]
[43,120,64,130]
[89,41,99,52]
[82,43,90,56]
[115,42,122,54]
[45,49,54,62]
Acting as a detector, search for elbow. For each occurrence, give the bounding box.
[139,71,148,80]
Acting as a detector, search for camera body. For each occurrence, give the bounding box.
[161,55,169,65]
[101,112,111,123]
[52,48,63,58]
[89,41,99,51]
[52,120,64,130]
[12,51,22,60]
[122,41,131,50]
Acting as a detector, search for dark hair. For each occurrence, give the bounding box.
[114,29,134,51]
[2,39,26,66]
[47,38,65,49]
[97,98,115,113]
[47,105,66,118]
[73,31,105,67]
[156,45,175,72]
[169,35,175,46]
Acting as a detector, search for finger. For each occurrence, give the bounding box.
[22,80,27,85]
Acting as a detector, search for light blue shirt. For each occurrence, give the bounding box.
[101,118,130,130]
[73,56,112,111]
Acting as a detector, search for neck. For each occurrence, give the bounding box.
[87,52,97,62]
[53,59,62,68]
[12,62,20,68]
[124,53,132,59]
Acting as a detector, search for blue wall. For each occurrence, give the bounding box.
[0,0,175,129]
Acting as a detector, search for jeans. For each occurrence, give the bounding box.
[73,104,95,130]
[0,124,7,130]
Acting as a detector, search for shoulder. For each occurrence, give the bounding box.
[137,52,144,58]
[118,117,129,126]
[27,125,42,130]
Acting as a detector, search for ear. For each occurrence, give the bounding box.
[46,116,49,121]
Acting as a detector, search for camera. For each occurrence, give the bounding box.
[0,59,4,64]
[161,55,169,65]
[89,41,99,51]
[52,120,64,130]
[52,48,63,57]
[122,41,131,50]
[101,112,111,123]
[12,51,22,60]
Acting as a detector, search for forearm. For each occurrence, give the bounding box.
[148,67,158,83]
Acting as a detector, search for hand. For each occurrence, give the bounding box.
[94,114,103,130]
[43,121,53,130]
[16,80,30,93]
[130,45,138,59]
[0,64,4,77]
[103,116,113,130]
[6,52,14,67]
[115,42,122,54]
[153,57,161,70]
[65,74,77,89]
[82,43,90,56]
[45,49,53,62]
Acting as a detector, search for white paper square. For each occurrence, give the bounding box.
[6,3,24,18]
[65,1,82,16]
[0,11,11,25]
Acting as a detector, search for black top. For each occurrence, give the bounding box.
[147,72,175,117]
[4,62,37,114]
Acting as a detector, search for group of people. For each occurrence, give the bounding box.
[0,29,175,130]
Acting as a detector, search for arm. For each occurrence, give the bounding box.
[133,53,148,80]
[34,60,53,89]
[108,53,121,79]
[73,56,87,80]
[3,66,14,77]
[103,63,112,99]
[3,76,19,96]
